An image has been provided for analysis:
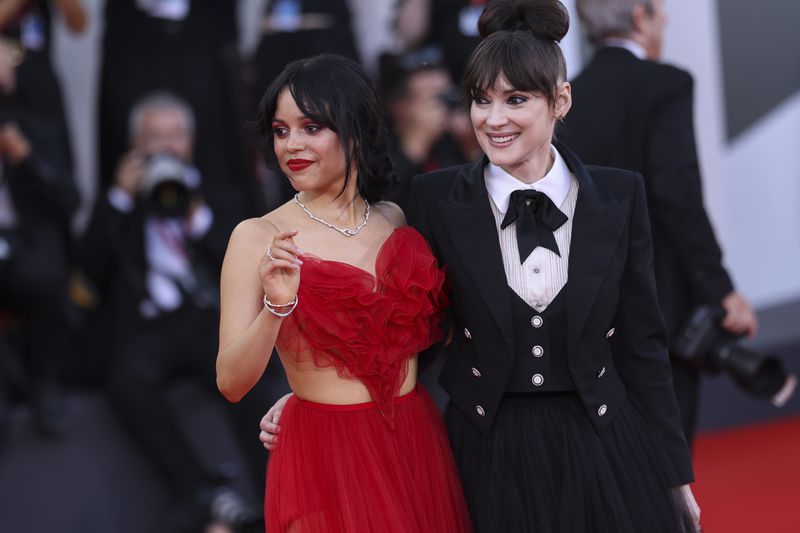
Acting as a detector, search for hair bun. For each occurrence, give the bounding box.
[478,0,570,42]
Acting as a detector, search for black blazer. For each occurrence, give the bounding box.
[559,47,733,339]
[408,144,694,484]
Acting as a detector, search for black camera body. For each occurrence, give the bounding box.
[673,306,795,406]
[140,153,193,219]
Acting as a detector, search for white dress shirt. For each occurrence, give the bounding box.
[484,146,578,311]
[602,38,647,60]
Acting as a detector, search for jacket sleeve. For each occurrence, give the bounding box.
[77,192,132,293]
[645,70,733,304]
[13,119,80,223]
[612,172,695,485]
[408,174,450,370]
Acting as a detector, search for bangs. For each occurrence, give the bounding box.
[282,72,338,133]
[463,30,565,103]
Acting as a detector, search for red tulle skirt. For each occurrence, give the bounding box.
[265,387,472,532]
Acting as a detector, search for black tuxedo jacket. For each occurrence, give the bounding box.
[558,47,733,339]
[408,144,694,484]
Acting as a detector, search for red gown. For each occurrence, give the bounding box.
[266,227,472,532]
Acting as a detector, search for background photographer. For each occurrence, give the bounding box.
[378,45,475,211]
[78,91,257,531]
[0,32,79,438]
[559,0,758,446]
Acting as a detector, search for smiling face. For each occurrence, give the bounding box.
[470,74,571,182]
[271,88,350,195]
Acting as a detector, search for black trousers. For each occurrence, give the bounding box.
[106,305,220,497]
[106,303,289,500]
[0,229,72,390]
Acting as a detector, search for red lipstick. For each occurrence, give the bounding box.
[287,159,313,172]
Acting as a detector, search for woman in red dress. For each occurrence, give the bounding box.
[215,54,471,532]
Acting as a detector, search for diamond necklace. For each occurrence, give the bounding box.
[293,193,370,237]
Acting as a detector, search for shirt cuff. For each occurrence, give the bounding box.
[107,187,135,213]
[186,204,213,239]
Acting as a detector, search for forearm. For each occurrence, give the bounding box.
[216,307,285,402]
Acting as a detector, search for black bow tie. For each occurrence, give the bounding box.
[500,189,568,263]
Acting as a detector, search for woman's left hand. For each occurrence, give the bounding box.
[260,393,292,450]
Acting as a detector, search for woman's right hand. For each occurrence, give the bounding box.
[259,230,303,307]
[260,393,292,450]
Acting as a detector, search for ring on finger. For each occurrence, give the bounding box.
[266,245,276,262]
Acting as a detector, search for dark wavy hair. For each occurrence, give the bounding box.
[257,54,394,204]
[464,0,569,107]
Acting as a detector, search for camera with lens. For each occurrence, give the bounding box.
[673,306,796,407]
[140,153,193,218]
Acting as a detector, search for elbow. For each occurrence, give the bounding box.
[217,376,244,403]
[215,364,245,403]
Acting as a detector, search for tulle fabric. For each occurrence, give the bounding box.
[275,227,447,426]
[265,387,473,533]
[446,393,696,533]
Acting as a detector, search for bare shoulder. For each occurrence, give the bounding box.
[372,201,407,229]
[229,200,299,248]
[229,217,278,250]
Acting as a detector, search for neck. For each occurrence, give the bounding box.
[503,144,555,185]
[296,189,367,227]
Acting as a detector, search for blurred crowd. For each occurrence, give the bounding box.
[0,0,485,531]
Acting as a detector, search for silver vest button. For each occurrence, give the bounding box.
[464,328,472,339]
[606,328,615,338]
[598,404,608,416]
[532,345,544,358]
[531,315,543,328]
[471,367,482,378]
[531,373,544,387]
[597,367,606,378]
[476,405,485,416]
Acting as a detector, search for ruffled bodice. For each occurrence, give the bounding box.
[275,226,447,426]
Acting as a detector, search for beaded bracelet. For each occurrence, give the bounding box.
[263,294,299,317]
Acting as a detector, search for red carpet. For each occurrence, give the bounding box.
[692,416,800,532]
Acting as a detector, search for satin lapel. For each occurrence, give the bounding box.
[441,158,514,352]
[558,144,628,355]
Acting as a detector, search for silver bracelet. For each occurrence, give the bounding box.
[263,294,298,317]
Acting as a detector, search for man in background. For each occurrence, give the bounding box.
[79,92,260,531]
[560,0,758,446]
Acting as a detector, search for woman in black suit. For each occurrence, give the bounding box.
[407,1,699,531]
[262,1,701,531]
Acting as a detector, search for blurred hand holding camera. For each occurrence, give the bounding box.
[0,123,31,164]
[113,149,146,196]
[674,305,795,407]
[114,150,200,222]
[720,291,758,337]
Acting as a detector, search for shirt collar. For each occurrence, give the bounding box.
[601,38,647,60]
[484,145,571,215]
